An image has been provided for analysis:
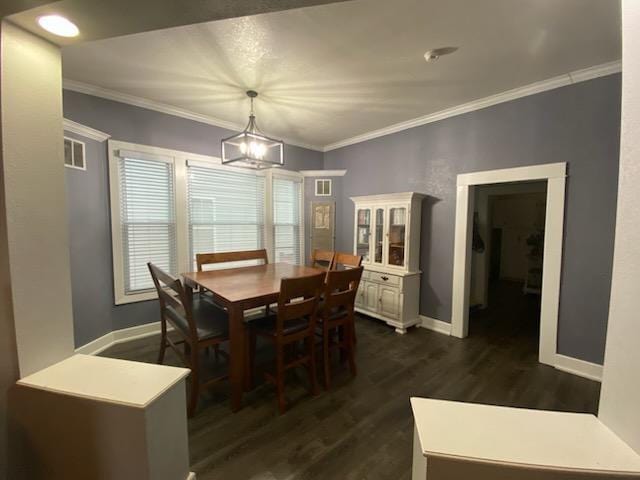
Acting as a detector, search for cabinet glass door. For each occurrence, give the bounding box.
[374,207,385,264]
[356,208,371,262]
[388,207,406,267]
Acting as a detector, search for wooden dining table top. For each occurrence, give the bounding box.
[182,262,323,305]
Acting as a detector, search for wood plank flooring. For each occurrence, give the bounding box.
[102,292,600,480]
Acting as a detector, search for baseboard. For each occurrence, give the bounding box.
[74,331,116,355]
[75,321,166,356]
[419,315,452,336]
[554,354,603,382]
[187,472,196,480]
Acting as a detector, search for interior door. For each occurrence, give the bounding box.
[311,201,335,253]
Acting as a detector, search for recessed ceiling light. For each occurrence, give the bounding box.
[37,15,79,37]
[424,47,458,62]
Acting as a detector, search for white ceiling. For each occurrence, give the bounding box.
[61,0,621,150]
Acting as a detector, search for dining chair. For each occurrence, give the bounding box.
[332,252,363,270]
[310,249,335,271]
[148,262,230,418]
[196,248,269,271]
[196,249,270,310]
[317,266,363,390]
[247,272,325,413]
[331,253,364,344]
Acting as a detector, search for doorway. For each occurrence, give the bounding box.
[468,182,547,348]
[310,201,335,252]
[450,163,566,367]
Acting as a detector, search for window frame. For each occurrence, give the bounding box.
[315,178,332,196]
[268,169,305,266]
[64,136,87,171]
[108,140,304,305]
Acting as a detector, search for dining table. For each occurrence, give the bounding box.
[182,262,323,412]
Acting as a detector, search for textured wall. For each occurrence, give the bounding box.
[1,23,75,376]
[63,90,323,346]
[598,0,640,453]
[324,75,621,364]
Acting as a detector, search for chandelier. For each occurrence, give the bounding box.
[221,90,284,169]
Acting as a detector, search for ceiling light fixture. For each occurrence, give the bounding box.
[221,90,284,169]
[37,15,79,37]
[424,47,458,62]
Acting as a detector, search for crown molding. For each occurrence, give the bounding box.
[323,60,622,152]
[62,79,324,152]
[299,169,347,177]
[63,118,111,142]
[63,60,621,154]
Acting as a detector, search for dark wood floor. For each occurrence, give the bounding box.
[102,284,600,480]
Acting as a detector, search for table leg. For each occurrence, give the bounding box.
[228,304,245,412]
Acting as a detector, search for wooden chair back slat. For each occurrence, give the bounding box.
[333,252,363,270]
[148,262,197,338]
[324,267,364,311]
[196,249,269,271]
[276,273,325,335]
[310,249,335,270]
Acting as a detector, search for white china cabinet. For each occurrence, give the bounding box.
[351,192,425,333]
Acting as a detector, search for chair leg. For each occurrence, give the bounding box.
[345,324,357,378]
[187,345,200,418]
[351,318,358,347]
[157,322,167,365]
[246,330,256,390]
[275,346,286,414]
[306,335,320,395]
[323,326,331,391]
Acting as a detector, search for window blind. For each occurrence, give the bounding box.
[273,176,302,265]
[188,165,265,269]
[119,156,177,293]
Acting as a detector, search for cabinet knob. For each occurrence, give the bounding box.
[381,276,389,281]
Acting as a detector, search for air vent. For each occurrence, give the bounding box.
[64,137,86,170]
[315,179,332,196]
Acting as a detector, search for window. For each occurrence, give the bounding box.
[114,152,177,299]
[64,137,86,170]
[273,175,303,264]
[188,163,265,269]
[315,178,331,196]
[109,141,304,304]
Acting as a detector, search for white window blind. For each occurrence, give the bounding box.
[119,156,177,294]
[273,176,302,264]
[188,164,265,269]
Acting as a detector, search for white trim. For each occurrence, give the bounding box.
[451,163,567,368]
[457,162,566,186]
[63,79,322,152]
[64,136,87,171]
[315,178,332,196]
[300,169,347,177]
[74,321,169,356]
[419,315,452,336]
[187,473,196,480]
[555,354,603,382]
[63,118,111,142]
[323,61,621,151]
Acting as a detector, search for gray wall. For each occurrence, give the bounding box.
[63,90,323,347]
[324,74,621,364]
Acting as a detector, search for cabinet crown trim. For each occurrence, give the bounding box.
[350,191,426,203]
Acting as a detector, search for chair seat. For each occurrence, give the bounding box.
[250,314,310,336]
[317,301,348,323]
[166,297,229,340]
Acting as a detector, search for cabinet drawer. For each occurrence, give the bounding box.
[367,271,400,286]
